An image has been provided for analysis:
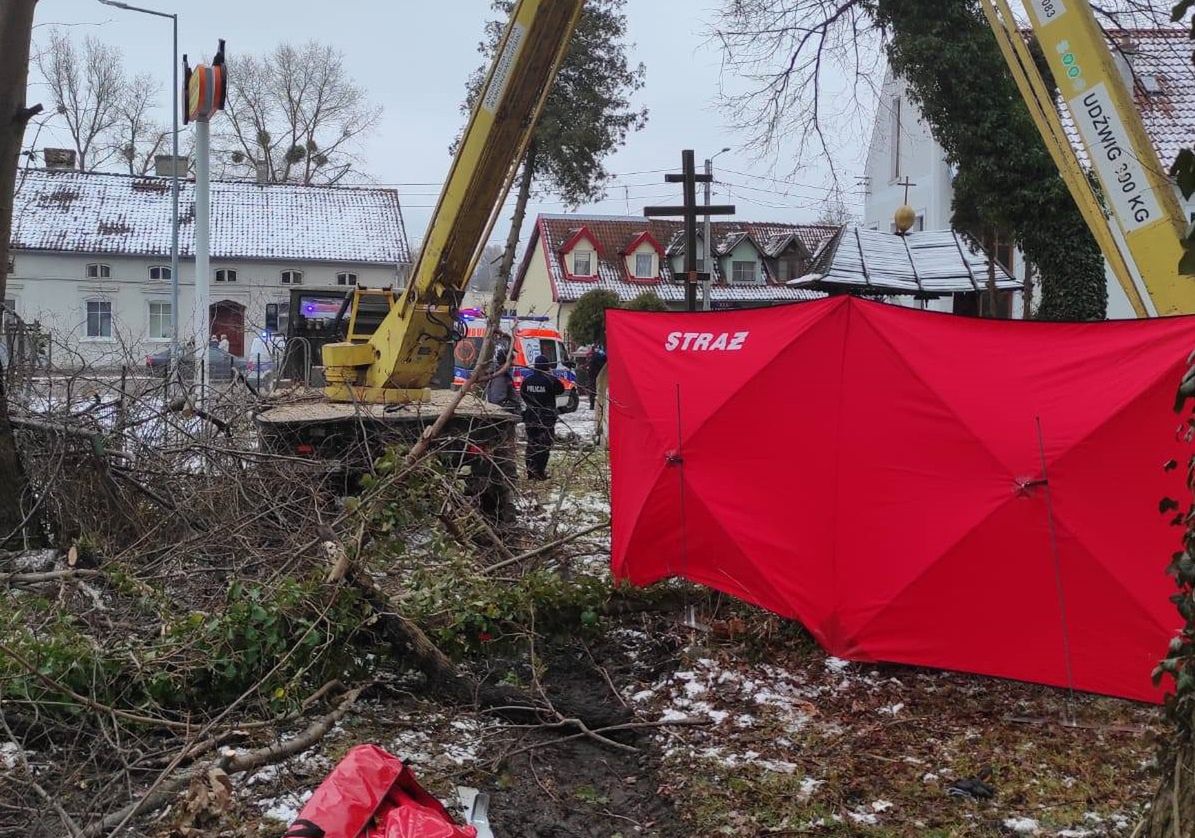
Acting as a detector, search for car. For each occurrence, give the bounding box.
[145,345,238,381]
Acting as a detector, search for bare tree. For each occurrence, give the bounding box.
[815,191,855,226]
[714,0,882,182]
[218,41,379,185]
[0,0,41,543]
[111,72,168,175]
[36,30,124,171]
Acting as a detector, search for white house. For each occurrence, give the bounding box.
[7,165,410,368]
[862,27,1195,319]
[510,213,839,340]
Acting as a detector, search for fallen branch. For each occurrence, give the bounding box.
[496,715,711,762]
[0,639,195,731]
[0,568,99,584]
[0,713,83,837]
[483,519,610,574]
[340,563,628,729]
[82,683,369,836]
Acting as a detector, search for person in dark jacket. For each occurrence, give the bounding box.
[586,345,607,410]
[484,350,521,414]
[521,354,564,480]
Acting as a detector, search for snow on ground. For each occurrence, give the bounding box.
[555,404,598,443]
[1004,816,1043,834]
[0,741,27,771]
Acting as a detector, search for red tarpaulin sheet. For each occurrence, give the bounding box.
[284,744,475,838]
[608,296,1192,703]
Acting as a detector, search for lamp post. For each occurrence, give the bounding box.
[703,147,731,311]
[97,0,180,369]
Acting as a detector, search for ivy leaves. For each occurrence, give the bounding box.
[871,0,1107,320]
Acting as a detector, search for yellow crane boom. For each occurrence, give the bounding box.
[321,0,584,403]
[980,0,1195,316]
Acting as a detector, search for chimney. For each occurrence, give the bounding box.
[43,148,76,170]
[154,154,188,178]
[255,160,269,185]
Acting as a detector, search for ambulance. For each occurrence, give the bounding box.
[452,311,579,414]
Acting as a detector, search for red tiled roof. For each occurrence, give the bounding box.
[512,214,837,305]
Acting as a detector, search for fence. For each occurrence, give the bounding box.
[1,308,49,386]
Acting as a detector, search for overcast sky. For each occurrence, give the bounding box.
[28,0,877,247]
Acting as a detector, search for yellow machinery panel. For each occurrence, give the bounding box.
[322,0,584,403]
[982,0,1195,316]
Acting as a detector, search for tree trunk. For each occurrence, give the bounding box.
[1144,741,1195,837]
[491,138,538,319]
[1022,262,1035,320]
[986,230,998,318]
[0,0,41,545]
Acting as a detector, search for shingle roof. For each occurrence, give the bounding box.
[512,213,835,305]
[793,226,1021,295]
[10,168,411,265]
[1056,29,1195,168]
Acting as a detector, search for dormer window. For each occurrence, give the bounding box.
[559,226,601,280]
[622,231,663,282]
[572,250,594,277]
[731,261,758,284]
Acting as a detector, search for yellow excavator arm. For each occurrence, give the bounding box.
[980,0,1195,316]
[322,0,584,403]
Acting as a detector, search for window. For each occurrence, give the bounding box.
[731,260,757,284]
[634,252,654,279]
[86,300,112,338]
[281,270,303,285]
[779,257,802,281]
[572,250,593,276]
[148,301,172,340]
[336,271,357,286]
[148,265,172,280]
[86,263,111,279]
[890,95,902,181]
[215,269,237,283]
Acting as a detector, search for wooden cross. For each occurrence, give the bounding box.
[644,150,736,311]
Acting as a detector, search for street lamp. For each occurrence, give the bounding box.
[97,0,181,369]
[703,147,732,311]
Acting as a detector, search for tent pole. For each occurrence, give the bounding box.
[1037,416,1076,723]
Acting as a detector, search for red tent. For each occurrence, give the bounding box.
[608,296,1191,702]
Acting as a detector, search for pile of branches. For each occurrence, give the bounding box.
[0,357,618,834]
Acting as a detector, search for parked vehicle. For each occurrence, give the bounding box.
[452,314,578,413]
[145,346,240,381]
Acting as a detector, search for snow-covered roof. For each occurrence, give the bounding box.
[792,226,1020,295]
[512,213,836,305]
[10,168,411,265]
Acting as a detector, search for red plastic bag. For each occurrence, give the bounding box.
[284,744,476,838]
